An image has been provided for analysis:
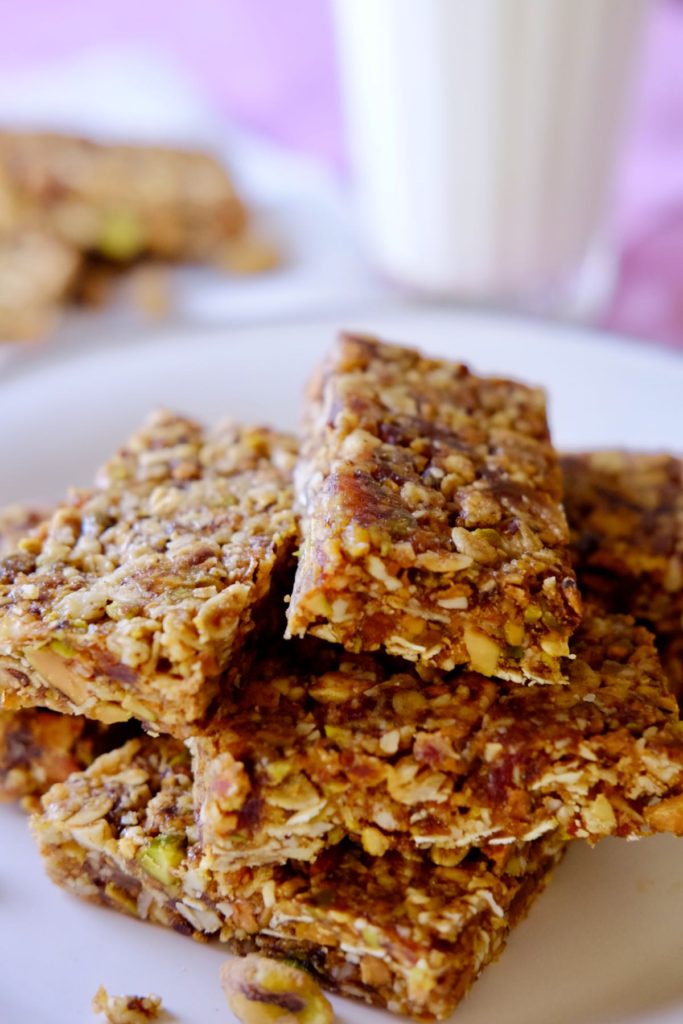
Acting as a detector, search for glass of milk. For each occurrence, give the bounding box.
[333,0,650,313]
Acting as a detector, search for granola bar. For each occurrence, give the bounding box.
[0,132,247,263]
[0,229,80,340]
[562,451,682,634]
[33,736,566,1021]
[0,413,298,735]
[287,334,581,684]
[191,610,683,867]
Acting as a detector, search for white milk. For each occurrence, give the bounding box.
[333,0,650,305]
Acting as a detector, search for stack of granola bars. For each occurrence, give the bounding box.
[1,334,682,1021]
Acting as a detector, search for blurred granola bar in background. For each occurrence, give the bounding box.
[0,131,246,262]
[0,131,279,340]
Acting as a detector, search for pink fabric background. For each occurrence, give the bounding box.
[1,0,681,348]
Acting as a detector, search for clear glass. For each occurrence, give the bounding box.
[333,0,651,314]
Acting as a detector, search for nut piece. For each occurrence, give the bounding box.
[220,955,333,1024]
[463,627,500,677]
[92,986,162,1023]
[137,832,186,887]
[644,794,683,835]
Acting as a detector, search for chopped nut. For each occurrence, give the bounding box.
[644,794,683,835]
[137,832,186,887]
[266,774,322,812]
[391,690,428,716]
[451,527,500,566]
[103,882,138,917]
[463,628,500,677]
[220,955,333,1024]
[359,955,392,988]
[386,760,449,805]
[379,728,400,754]
[504,622,525,647]
[340,523,371,560]
[540,636,570,657]
[361,826,390,856]
[92,985,162,1023]
[365,555,401,591]
[581,794,617,835]
[24,646,90,706]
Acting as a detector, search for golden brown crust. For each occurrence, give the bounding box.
[192,611,683,867]
[0,131,246,263]
[0,413,298,735]
[33,737,565,1021]
[288,334,581,683]
[562,451,683,634]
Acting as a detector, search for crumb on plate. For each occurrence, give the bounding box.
[92,985,162,1023]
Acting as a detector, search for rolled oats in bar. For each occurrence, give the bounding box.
[192,611,683,868]
[0,413,298,736]
[33,736,565,1022]
[288,334,581,684]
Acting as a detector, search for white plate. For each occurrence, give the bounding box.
[1,309,682,1024]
